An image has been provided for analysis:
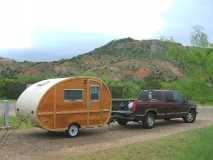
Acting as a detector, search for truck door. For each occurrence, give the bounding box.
[150,91,166,116]
[173,91,188,113]
[164,91,187,117]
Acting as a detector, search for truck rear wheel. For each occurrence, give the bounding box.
[117,119,128,126]
[183,110,196,123]
[143,112,155,129]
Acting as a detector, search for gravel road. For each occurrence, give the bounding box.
[0,107,213,160]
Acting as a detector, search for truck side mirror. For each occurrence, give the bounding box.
[183,96,189,104]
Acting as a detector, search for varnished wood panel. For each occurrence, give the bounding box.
[37,77,112,131]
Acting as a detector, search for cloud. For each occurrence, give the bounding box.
[0,0,33,48]
[32,0,173,39]
[0,0,174,48]
[157,0,213,44]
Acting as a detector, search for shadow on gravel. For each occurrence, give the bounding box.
[110,119,184,130]
[23,119,187,140]
[22,130,68,140]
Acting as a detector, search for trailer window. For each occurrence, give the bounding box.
[64,89,83,101]
[90,86,99,100]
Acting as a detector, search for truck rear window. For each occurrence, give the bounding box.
[151,91,161,100]
[138,91,161,101]
[138,91,149,101]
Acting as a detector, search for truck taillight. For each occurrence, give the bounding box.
[132,101,136,112]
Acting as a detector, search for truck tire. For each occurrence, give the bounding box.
[67,124,80,137]
[117,119,128,126]
[183,110,196,123]
[143,112,155,129]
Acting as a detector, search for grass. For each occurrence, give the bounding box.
[68,126,213,160]
[0,116,32,129]
[0,99,16,103]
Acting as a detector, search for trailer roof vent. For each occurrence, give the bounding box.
[37,80,50,87]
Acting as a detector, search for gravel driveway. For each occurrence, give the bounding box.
[0,107,213,160]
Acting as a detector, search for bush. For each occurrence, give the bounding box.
[107,80,142,99]
[161,78,213,104]
[0,79,26,99]
[143,73,161,89]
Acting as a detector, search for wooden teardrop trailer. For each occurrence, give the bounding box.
[16,77,112,137]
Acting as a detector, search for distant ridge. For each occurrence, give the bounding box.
[0,38,186,81]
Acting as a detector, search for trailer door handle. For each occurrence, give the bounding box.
[87,101,92,108]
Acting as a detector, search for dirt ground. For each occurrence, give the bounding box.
[0,107,213,160]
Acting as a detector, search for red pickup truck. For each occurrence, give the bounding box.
[111,90,197,129]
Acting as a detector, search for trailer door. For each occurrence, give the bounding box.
[87,80,103,126]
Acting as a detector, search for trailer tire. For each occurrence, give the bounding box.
[67,124,80,138]
[143,112,155,129]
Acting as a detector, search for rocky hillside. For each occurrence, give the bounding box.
[0,38,185,81]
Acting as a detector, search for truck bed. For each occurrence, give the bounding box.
[110,99,135,122]
[112,99,134,111]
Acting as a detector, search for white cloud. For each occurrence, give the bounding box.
[0,0,33,48]
[0,0,174,48]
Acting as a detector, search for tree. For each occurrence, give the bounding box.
[184,48,213,87]
[209,43,213,48]
[160,36,175,42]
[0,79,26,99]
[191,25,209,48]
[143,73,161,89]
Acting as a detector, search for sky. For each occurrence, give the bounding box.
[0,0,212,61]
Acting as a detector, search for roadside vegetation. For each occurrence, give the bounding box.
[0,116,32,129]
[68,125,213,160]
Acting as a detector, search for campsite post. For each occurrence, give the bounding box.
[3,100,9,128]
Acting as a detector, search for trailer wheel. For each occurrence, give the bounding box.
[117,119,128,126]
[143,112,155,129]
[67,124,79,137]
